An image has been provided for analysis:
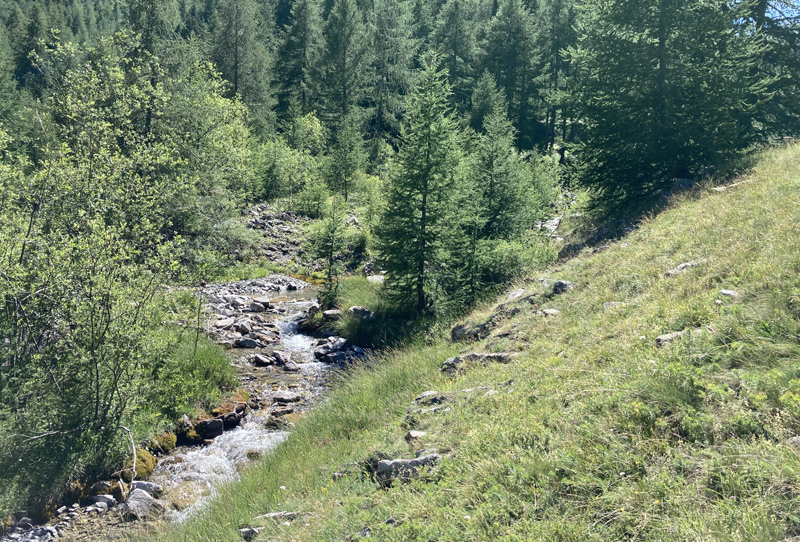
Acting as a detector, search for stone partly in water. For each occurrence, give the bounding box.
[195,418,224,439]
[273,390,302,404]
[119,489,166,521]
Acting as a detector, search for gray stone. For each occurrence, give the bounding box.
[323,352,348,365]
[506,288,526,302]
[226,295,251,307]
[235,338,261,349]
[130,481,163,498]
[720,290,738,298]
[413,391,449,406]
[366,275,385,284]
[56,506,68,515]
[120,489,165,521]
[92,494,116,507]
[788,436,800,448]
[273,390,302,403]
[542,309,561,317]
[656,331,688,347]
[235,320,253,334]
[196,418,224,439]
[405,430,427,441]
[252,296,272,308]
[249,303,266,313]
[253,353,273,367]
[272,350,291,365]
[665,261,700,277]
[314,337,348,359]
[348,306,375,320]
[34,526,59,539]
[441,352,517,376]
[93,501,109,512]
[283,361,301,372]
[552,280,574,294]
[375,454,442,484]
[322,309,343,321]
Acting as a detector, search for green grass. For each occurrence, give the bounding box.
[149,144,800,541]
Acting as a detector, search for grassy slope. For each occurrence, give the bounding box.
[154,144,800,541]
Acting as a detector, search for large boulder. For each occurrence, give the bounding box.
[314,337,348,359]
[120,489,165,521]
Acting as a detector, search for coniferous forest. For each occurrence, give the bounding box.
[1,0,799,531]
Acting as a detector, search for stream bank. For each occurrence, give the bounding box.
[2,275,363,542]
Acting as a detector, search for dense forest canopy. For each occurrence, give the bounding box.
[0,0,799,518]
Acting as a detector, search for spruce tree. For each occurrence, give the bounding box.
[327,112,365,201]
[276,0,323,116]
[480,0,540,145]
[213,0,277,136]
[431,0,478,109]
[0,25,18,123]
[376,54,463,313]
[569,0,771,201]
[367,0,417,141]
[468,70,505,133]
[127,0,180,53]
[314,0,371,125]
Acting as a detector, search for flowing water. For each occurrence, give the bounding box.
[149,286,330,523]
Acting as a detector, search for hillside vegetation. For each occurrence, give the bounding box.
[148,143,800,541]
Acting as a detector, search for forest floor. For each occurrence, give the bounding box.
[133,143,800,540]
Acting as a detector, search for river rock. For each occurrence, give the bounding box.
[235,338,261,349]
[235,320,253,334]
[120,489,165,521]
[272,350,291,365]
[273,390,302,404]
[195,418,224,439]
[253,296,272,308]
[226,295,251,307]
[283,361,300,372]
[375,454,441,485]
[249,303,266,313]
[253,353,273,367]
[220,411,243,430]
[130,481,163,498]
[314,337,348,359]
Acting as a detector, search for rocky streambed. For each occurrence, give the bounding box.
[2,275,365,542]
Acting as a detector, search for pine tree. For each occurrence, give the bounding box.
[213,0,277,136]
[376,54,463,312]
[569,0,771,201]
[0,25,18,123]
[431,0,478,109]
[367,0,417,141]
[314,0,371,125]
[276,0,323,116]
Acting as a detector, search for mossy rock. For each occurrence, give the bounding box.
[108,480,129,502]
[148,432,177,455]
[176,427,203,446]
[122,448,157,483]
